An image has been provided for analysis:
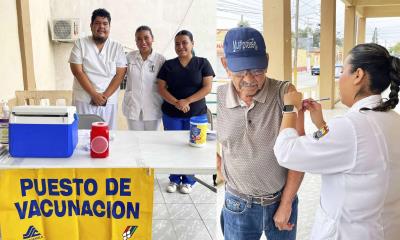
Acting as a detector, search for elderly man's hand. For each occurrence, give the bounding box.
[273,201,295,231]
[284,91,303,111]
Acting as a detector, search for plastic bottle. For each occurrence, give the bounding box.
[0,101,9,145]
[189,115,208,147]
[90,122,109,158]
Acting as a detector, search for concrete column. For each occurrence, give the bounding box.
[319,0,336,109]
[357,17,366,44]
[263,0,292,81]
[16,0,36,90]
[343,6,356,58]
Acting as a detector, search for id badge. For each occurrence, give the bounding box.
[149,64,155,73]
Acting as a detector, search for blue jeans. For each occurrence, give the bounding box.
[221,191,298,240]
[162,114,204,186]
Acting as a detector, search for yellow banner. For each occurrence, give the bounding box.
[0,168,154,240]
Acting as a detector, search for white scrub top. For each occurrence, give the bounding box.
[274,95,400,240]
[122,50,165,120]
[69,36,127,104]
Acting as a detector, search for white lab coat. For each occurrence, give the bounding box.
[274,95,400,240]
[122,50,165,121]
[69,36,127,104]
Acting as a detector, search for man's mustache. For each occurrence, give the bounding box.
[240,81,258,88]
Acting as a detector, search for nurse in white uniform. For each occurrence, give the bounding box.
[122,26,165,130]
[274,43,400,240]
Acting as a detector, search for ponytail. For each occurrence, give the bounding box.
[370,56,400,112]
[349,43,400,112]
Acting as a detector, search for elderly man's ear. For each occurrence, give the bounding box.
[221,57,228,70]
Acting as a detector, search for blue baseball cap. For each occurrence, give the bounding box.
[223,27,268,72]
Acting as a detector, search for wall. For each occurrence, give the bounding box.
[29,0,56,90]
[50,0,217,90]
[0,0,24,101]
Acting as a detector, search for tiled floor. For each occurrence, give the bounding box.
[152,174,217,240]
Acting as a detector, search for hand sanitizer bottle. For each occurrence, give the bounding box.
[0,100,9,145]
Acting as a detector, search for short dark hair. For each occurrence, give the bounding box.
[349,43,400,112]
[175,30,194,42]
[91,8,111,24]
[135,25,153,38]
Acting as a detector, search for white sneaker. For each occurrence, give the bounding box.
[166,182,178,193]
[180,184,192,194]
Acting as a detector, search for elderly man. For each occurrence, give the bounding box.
[69,8,127,129]
[217,27,304,240]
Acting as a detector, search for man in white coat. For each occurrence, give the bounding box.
[69,8,127,129]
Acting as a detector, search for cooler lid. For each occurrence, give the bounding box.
[10,106,76,124]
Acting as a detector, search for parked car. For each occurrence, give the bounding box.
[311,64,343,78]
[311,66,320,75]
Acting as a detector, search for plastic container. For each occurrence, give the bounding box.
[0,118,8,145]
[90,122,109,158]
[189,115,208,147]
[9,106,78,158]
[0,101,9,145]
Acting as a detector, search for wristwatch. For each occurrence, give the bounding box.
[282,105,298,114]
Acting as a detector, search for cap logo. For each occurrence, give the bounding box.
[232,38,258,52]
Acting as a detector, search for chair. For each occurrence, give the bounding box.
[15,90,72,106]
[207,107,214,130]
[78,114,105,129]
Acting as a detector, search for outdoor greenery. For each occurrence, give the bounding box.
[389,42,400,56]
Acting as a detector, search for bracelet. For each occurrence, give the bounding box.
[313,124,329,140]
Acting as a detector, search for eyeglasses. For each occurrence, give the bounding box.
[231,69,266,78]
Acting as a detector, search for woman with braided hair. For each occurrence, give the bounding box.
[273,43,400,239]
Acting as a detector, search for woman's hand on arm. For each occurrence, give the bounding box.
[303,100,326,128]
[157,79,178,105]
[185,76,213,104]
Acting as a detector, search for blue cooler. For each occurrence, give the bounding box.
[9,106,78,158]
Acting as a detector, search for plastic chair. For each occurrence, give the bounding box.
[78,114,105,129]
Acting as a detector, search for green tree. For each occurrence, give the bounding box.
[390,42,400,55]
[313,28,320,47]
[336,37,344,47]
[298,26,313,38]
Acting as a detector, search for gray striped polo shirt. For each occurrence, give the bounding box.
[217,78,290,196]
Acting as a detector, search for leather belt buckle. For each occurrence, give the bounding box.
[260,193,281,206]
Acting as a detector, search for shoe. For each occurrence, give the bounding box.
[166,182,178,193]
[180,184,192,194]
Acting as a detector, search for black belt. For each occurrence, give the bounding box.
[226,185,282,206]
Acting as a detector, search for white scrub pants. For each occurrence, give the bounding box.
[127,119,160,131]
[126,111,160,130]
[73,100,118,130]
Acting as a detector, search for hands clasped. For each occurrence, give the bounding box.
[174,99,191,113]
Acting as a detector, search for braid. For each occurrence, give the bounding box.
[372,56,400,112]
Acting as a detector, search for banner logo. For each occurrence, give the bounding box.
[22,225,43,239]
[122,226,138,240]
